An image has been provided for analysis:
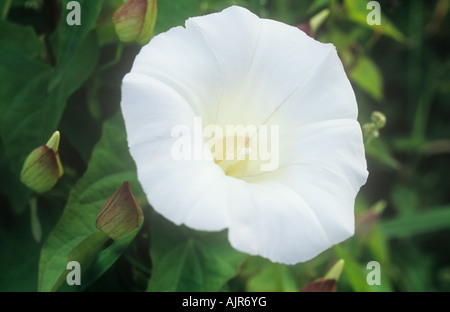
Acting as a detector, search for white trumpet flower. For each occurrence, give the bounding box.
[121,6,368,264]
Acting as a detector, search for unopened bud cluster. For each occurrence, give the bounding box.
[363,111,387,144]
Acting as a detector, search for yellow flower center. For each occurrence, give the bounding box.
[211,135,256,178]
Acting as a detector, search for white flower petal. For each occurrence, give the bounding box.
[137,154,229,231]
[122,73,229,230]
[189,7,334,126]
[187,6,261,79]
[128,23,223,124]
[244,164,360,249]
[276,119,368,191]
[129,133,230,231]
[227,181,331,264]
[121,5,368,264]
[122,73,195,147]
[228,18,333,125]
[266,44,358,128]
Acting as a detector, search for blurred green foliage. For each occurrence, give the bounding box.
[0,0,449,292]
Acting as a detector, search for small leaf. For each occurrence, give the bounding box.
[350,56,383,101]
[381,206,450,238]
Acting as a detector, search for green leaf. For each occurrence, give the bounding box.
[153,0,201,35]
[38,112,144,292]
[48,0,103,91]
[306,0,331,15]
[0,214,42,291]
[52,223,143,292]
[51,231,110,292]
[147,213,246,292]
[350,56,383,101]
[86,225,142,284]
[0,31,99,176]
[381,206,450,238]
[366,227,393,292]
[390,185,419,217]
[245,258,298,292]
[0,143,32,214]
[0,22,42,60]
[0,197,61,291]
[0,22,97,214]
[0,22,49,121]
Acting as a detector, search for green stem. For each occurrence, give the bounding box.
[30,197,42,243]
[100,42,124,72]
[2,0,12,21]
[411,68,439,142]
[274,263,284,291]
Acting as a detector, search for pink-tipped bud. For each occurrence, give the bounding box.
[96,181,143,241]
[20,131,64,193]
[112,0,157,45]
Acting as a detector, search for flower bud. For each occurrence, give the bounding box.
[371,111,387,129]
[355,200,386,236]
[298,9,330,38]
[298,22,312,37]
[20,131,64,193]
[324,259,345,281]
[300,259,344,292]
[96,181,143,241]
[112,0,157,45]
[300,279,336,292]
[363,111,387,144]
[362,123,379,140]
